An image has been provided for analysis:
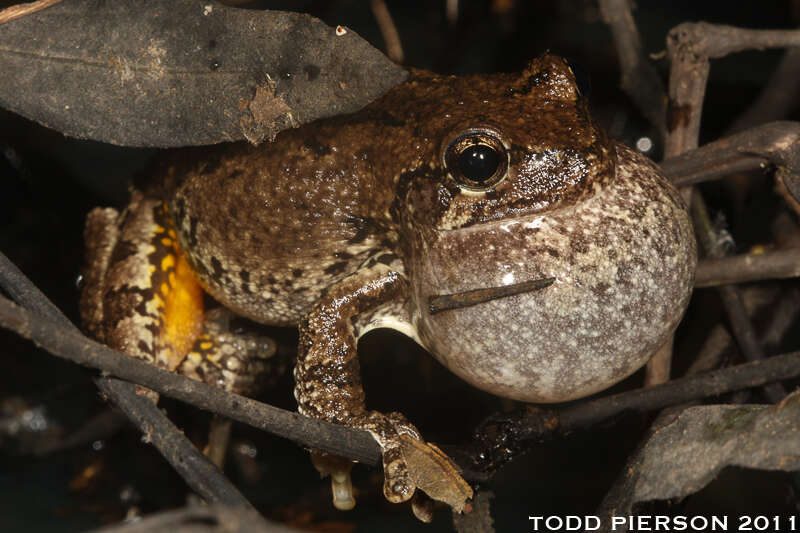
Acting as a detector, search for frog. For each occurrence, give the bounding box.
[80,54,697,515]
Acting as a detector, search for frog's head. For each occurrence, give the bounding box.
[395,55,613,233]
[394,55,695,403]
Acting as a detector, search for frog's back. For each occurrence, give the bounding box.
[150,115,401,326]
[148,63,586,327]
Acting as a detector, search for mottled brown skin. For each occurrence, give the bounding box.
[82,55,696,510]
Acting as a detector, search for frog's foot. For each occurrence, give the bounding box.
[356,411,422,503]
[176,307,279,396]
[353,411,473,511]
[176,308,278,467]
[309,411,418,510]
[310,410,472,515]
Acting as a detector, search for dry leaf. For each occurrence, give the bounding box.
[400,434,474,513]
[0,0,406,147]
[597,390,800,531]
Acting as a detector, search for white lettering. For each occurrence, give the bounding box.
[528,514,730,532]
[636,515,652,531]
[690,516,709,530]
[711,516,727,530]
[585,516,601,531]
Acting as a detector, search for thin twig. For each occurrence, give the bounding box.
[467,350,800,477]
[0,0,61,25]
[671,23,800,60]
[664,24,800,159]
[0,292,382,466]
[95,377,254,508]
[555,352,799,433]
[695,248,800,288]
[687,286,800,377]
[661,121,800,202]
[598,0,667,139]
[428,277,554,314]
[644,337,673,386]
[0,252,264,510]
[370,0,404,63]
[727,47,800,134]
[691,195,788,403]
[87,504,289,533]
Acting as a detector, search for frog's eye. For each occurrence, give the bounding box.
[444,130,508,190]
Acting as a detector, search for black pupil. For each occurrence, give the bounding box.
[458,144,500,183]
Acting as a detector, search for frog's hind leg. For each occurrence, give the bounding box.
[81,207,121,344]
[177,307,278,467]
[80,192,276,464]
[81,192,205,371]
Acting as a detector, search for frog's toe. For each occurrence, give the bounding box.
[177,308,279,395]
[353,411,420,503]
[363,411,474,513]
[381,445,416,503]
[311,452,356,510]
[330,468,356,510]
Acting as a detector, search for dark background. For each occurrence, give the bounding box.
[1,1,799,531]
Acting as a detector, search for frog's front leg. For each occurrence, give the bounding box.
[294,259,470,513]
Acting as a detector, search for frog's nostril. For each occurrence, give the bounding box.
[428,276,555,314]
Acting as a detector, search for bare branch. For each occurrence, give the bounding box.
[598,0,667,138]
[644,337,673,386]
[466,350,800,477]
[371,0,404,64]
[0,251,268,513]
[661,121,800,204]
[695,248,800,288]
[690,195,788,403]
[87,504,290,533]
[95,377,254,508]
[665,24,800,158]
[0,0,62,25]
[0,292,382,466]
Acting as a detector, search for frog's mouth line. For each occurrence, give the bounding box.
[428,277,555,314]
